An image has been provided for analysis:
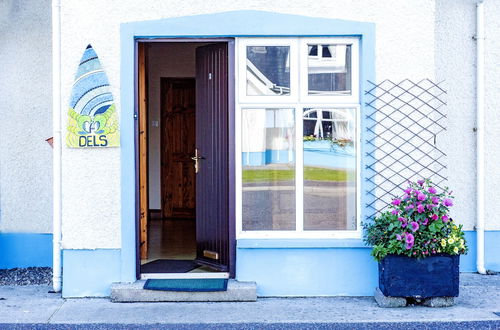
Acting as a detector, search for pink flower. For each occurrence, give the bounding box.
[443,198,454,207]
[410,221,420,232]
[392,199,401,206]
[406,233,414,243]
[396,234,402,241]
[426,204,434,210]
[442,215,449,223]
[391,209,399,215]
[432,197,440,204]
[401,220,408,228]
[422,218,429,226]
[430,214,439,221]
[428,187,437,194]
[406,204,415,211]
[398,217,406,222]
[418,180,425,186]
[404,188,412,194]
[417,204,425,213]
[417,193,426,201]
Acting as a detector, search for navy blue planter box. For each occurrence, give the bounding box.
[378,254,459,298]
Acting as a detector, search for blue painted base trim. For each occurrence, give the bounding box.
[461,231,500,272]
[236,245,377,296]
[62,249,121,298]
[236,231,500,296]
[0,233,52,269]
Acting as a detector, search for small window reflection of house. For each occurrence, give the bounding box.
[242,108,295,166]
[303,108,353,142]
[307,44,351,95]
[246,46,291,96]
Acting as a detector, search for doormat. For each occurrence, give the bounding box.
[141,259,199,274]
[143,279,228,292]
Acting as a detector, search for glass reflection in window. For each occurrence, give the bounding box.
[242,108,295,230]
[246,46,290,96]
[307,44,351,95]
[303,108,357,230]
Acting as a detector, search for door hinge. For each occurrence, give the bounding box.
[134,113,138,120]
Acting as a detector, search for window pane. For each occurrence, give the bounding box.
[302,108,357,230]
[307,44,351,95]
[242,108,295,230]
[246,46,290,96]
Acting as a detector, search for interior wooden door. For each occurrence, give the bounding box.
[195,43,229,271]
[138,42,149,260]
[160,78,196,219]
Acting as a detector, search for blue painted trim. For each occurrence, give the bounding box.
[62,249,121,297]
[359,21,376,225]
[461,230,500,272]
[120,10,376,282]
[236,247,378,296]
[236,231,500,296]
[121,11,375,38]
[120,30,137,283]
[0,233,52,269]
[237,239,367,249]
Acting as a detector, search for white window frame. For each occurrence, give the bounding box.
[236,37,361,239]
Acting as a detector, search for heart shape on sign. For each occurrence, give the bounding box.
[83,120,101,134]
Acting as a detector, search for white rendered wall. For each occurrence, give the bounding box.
[435,0,500,231]
[0,0,52,233]
[59,0,441,249]
[482,1,500,231]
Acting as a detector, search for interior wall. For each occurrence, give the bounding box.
[147,43,202,210]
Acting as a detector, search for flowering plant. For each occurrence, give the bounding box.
[363,179,468,261]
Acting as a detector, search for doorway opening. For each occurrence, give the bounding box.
[137,40,234,279]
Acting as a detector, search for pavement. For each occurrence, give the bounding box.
[0,273,499,329]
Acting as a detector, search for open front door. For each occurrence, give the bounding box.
[195,43,229,271]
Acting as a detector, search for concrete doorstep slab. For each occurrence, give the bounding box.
[110,279,257,302]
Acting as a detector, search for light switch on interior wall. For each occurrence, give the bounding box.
[151,120,159,127]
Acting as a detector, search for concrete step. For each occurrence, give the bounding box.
[110,279,257,302]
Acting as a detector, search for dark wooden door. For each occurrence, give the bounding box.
[161,78,196,219]
[195,44,229,271]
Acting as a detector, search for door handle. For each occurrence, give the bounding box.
[190,148,204,174]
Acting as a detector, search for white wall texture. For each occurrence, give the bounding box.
[435,0,500,231]
[53,0,498,249]
[482,1,500,231]
[0,0,53,233]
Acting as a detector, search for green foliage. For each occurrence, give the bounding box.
[363,179,468,262]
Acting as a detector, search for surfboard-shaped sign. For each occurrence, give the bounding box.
[66,44,119,148]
